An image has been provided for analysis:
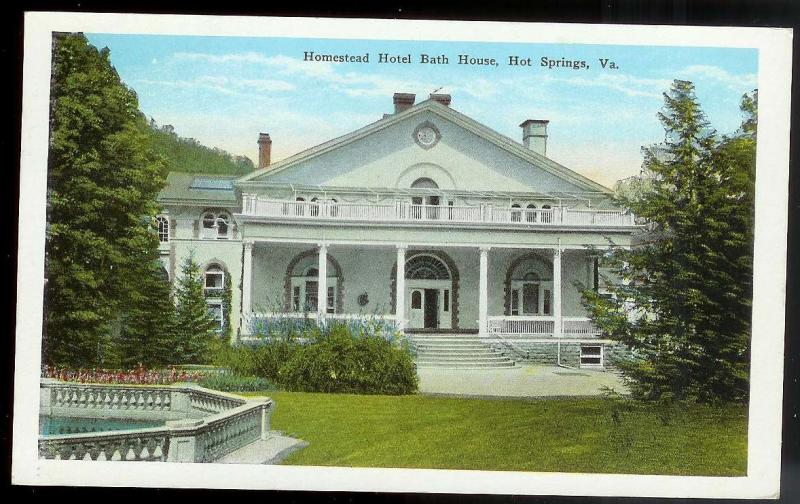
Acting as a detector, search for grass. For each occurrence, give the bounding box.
[240,391,748,476]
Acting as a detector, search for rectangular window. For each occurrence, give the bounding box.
[207,301,224,330]
[443,290,449,312]
[292,286,300,311]
[580,345,603,367]
[327,286,335,314]
[543,289,552,315]
[511,290,519,316]
[522,283,538,315]
[305,280,318,312]
[593,258,600,291]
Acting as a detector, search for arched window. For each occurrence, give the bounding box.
[507,256,553,316]
[294,197,306,216]
[201,211,231,239]
[511,203,522,223]
[288,254,340,314]
[406,255,450,280]
[204,264,225,291]
[411,177,439,189]
[525,204,537,223]
[156,215,169,242]
[540,204,553,224]
[310,197,320,217]
[411,290,422,309]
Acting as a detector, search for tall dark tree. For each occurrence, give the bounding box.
[173,254,218,364]
[112,260,178,368]
[44,33,166,366]
[584,81,756,403]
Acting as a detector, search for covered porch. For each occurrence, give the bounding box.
[239,239,604,341]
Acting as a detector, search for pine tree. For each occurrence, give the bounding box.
[173,255,218,364]
[44,33,166,367]
[583,81,756,403]
[113,260,178,368]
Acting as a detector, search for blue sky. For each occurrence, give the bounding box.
[86,34,758,187]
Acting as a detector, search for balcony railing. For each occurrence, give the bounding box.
[240,196,636,228]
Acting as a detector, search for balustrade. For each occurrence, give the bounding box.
[486,316,600,338]
[243,197,634,228]
[39,382,272,463]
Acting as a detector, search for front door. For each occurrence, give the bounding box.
[424,289,439,329]
[409,289,424,328]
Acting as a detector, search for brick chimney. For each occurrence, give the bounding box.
[429,93,451,107]
[393,93,416,114]
[519,119,549,156]
[257,132,272,169]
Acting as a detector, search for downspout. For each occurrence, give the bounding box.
[556,341,576,369]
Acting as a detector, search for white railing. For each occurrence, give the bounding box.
[487,316,555,335]
[486,316,600,337]
[241,197,635,228]
[39,381,272,463]
[563,317,602,336]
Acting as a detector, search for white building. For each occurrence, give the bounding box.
[157,93,639,368]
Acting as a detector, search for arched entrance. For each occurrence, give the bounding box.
[405,253,452,330]
[504,253,554,316]
[283,249,344,313]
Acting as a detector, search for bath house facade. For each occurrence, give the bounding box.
[156,93,639,368]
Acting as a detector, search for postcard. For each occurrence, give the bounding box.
[13,11,792,499]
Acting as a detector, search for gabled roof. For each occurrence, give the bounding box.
[158,172,239,205]
[237,98,612,195]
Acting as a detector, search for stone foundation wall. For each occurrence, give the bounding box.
[491,341,631,369]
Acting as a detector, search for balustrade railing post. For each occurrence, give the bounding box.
[166,418,205,463]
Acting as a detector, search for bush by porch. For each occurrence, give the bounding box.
[216,319,418,395]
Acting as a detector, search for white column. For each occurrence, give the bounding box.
[396,245,406,332]
[553,247,562,338]
[478,246,489,337]
[242,241,254,329]
[317,243,328,318]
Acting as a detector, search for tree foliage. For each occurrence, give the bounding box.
[113,260,178,368]
[173,254,219,364]
[44,33,167,367]
[584,81,756,403]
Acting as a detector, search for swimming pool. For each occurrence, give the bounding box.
[40,416,164,436]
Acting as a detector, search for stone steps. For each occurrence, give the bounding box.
[409,334,515,369]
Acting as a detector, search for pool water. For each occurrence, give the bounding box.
[40,416,164,436]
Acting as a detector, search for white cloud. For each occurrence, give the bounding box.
[135,75,295,97]
[678,64,757,91]
[553,73,671,99]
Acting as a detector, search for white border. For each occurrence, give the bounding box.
[13,12,792,499]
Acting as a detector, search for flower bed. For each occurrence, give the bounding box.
[42,365,207,385]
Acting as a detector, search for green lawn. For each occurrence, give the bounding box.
[247,391,747,476]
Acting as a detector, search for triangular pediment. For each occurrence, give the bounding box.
[238,100,610,196]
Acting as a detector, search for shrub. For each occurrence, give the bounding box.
[214,339,299,382]
[199,373,276,393]
[279,324,418,395]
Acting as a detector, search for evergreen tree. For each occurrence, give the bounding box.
[45,33,166,367]
[113,260,178,368]
[583,81,756,403]
[173,255,218,364]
